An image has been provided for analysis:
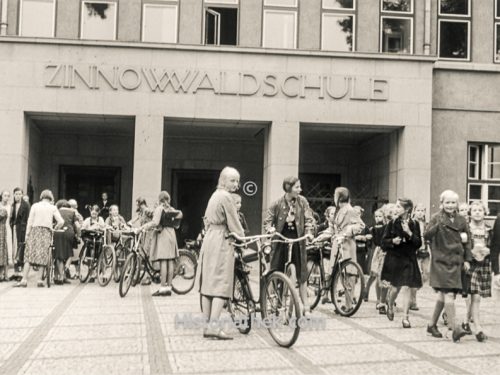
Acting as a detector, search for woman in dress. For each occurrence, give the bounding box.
[0,206,8,281]
[53,200,80,284]
[380,198,422,328]
[14,190,64,287]
[1,190,13,266]
[139,191,182,297]
[197,167,244,340]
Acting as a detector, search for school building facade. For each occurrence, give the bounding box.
[0,0,499,239]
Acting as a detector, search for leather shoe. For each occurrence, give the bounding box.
[427,325,443,338]
[409,304,419,311]
[402,318,411,328]
[461,322,472,335]
[476,331,487,342]
[452,326,467,343]
[13,281,27,288]
[386,307,394,321]
[378,305,387,315]
[214,329,233,340]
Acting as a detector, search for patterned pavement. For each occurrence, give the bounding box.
[0,270,500,375]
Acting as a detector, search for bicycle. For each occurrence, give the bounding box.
[305,234,365,317]
[78,229,115,286]
[43,227,67,288]
[225,232,302,348]
[119,230,197,298]
[110,230,134,282]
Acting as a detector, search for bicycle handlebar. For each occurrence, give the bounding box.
[270,232,311,244]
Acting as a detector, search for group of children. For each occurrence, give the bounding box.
[315,190,497,343]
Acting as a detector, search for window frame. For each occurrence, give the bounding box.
[18,0,57,37]
[264,0,298,7]
[141,2,179,43]
[320,12,356,52]
[494,2,500,63]
[202,1,240,46]
[379,15,414,54]
[262,8,298,49]
[437,19,471,61]
[438,0,471,18]
[322,0,355,11]
[496,0,500,19]
[80,0,118,41]
[380,0,413,15]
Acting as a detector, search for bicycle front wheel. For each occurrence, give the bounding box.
[97,245,115,287]
[172,250,197,295]
[261,271,301,348]
[119,253,137,298]
[78,244,92,283]
[330,260,365,317]
[306,259,323,310]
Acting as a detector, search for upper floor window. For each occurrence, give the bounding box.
[438,0,470,60]
[81,1,117,41]
[142,1,178,43]
[262,0,297,49]
[380,0,413,54]
[321,0,356,52]
[19,0,56,37]
[204,0,239,46]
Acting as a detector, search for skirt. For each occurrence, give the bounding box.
[25,226,52,266]
[150,227,178,261]
[462,258,492,298]
[381,251,422,288]
[270,227,305,283]
[54,229,75,261]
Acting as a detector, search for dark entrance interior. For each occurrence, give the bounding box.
[172,169,219,245]
[60,165,121,218]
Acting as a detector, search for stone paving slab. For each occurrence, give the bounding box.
[323,359,452,375]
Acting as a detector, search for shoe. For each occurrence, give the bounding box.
[402,318,411,328]
[88,277,95,283]
[37,281,45,288]
[203,327,217,339]
[54,280,62,285]
[165,286,172,296]
[461,322,472,335]
[8,274,19,281]
[409,304,419,311]
[63,279,71,284]
[452,326,467,343]
[379,305,387,315]
[214,329,233,340]
[386,307,394,321]
[64,268,71,279]
[427,325,443,338]
[13,281,27,288]
[476,331,487,342]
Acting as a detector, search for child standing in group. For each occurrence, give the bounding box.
[353,206,371,276]
[231,194,249,235]
[425,190,471,342]
[459,202,470,222]
[461,201,491,342]
[105,205,129,244]
[364,209,385,304]
[409,204,430,311]
[82,205,106,230]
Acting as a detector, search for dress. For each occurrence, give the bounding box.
[1,203,12,263]
[381,218,423,288]
[368,224,385,276]
[54,208,76,261]
[148,206,181,261]
[462,222,492,298]
[0,208,8,267]
[197,189,244,299]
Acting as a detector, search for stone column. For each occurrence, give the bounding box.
[263,121,300,210]
[132,115,164,207]
[389,125,432,212]
[0,110,29,192]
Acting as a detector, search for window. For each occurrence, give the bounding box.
[467,144,500,217]
[380,0,413,53]
[81,1,117,40]
[142,2,178,43]
[204,1,238,46]
[321,1,355,52]
[263,0,297,49]
[19,0,56,37]
[495,1,500,62]
[438,0,470,60]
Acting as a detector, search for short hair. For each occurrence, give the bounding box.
[13,187,23,194]
[469,200,489,215]
[440,190,459,203]
[231,193,242,202]
[109,204,119,211]
[334,187,350,205]
[324,206,335,218]
[56,199,71,209]
[282,176,300,193]
[397,198,414,213]
[68,199,78,208]
[91,205,101,213]
[217,166,240,190]
[40,189,54,201]
[158,191,171,204]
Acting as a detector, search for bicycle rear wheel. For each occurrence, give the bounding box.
[261,271,301,348]
[228,272,252,334]
[306,259,323,310]
[78,244,92,283]
[119,253,137,298]
[330,260,365,317]
[97,245,115,287]
[172,250,197,295]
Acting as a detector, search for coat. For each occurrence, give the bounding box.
[197,189,244,299]
[489,214,500,274]
[263,195,314,282]
[424,210,472,290]
[332,203,365,262]
[144,206,181,261]
[10,200,30,244]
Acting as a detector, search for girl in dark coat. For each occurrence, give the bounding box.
[424,190,472,342]
[381,198,422,328]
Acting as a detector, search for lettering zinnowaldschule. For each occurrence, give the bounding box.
[44,64,389,101]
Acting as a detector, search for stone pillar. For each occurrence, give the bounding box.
[132,115,164,207]
[389,126,432,212]
[263,121,300,210]
[0,110,29,192]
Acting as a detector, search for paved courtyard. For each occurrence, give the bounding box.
[0,272,499,375]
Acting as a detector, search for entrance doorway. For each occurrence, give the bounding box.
[60,165,121,218]
[172,169,219,245]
